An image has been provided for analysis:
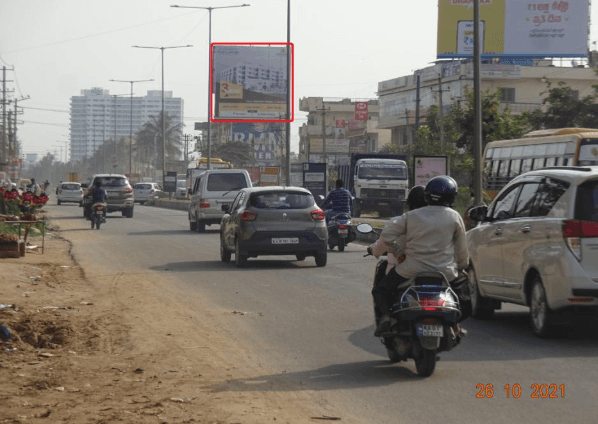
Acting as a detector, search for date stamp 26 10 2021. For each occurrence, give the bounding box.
[475,383,566,399]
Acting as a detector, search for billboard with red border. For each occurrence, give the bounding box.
[210,42,294,123]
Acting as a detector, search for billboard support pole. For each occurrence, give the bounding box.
[473,0,483,205]
[285,0,291,186]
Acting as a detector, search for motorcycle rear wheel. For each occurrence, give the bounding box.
[338,238,345,252]
[414,348,437,377]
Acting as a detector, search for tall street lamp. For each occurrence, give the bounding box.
[110,78,154,176]
[170,3,250,170]
[132,45,192,179]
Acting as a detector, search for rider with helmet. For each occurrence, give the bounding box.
[371,176,469,337]
[86,179,107,220]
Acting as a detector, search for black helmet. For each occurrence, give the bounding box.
[406,185,427,210]
[424,176,458,207]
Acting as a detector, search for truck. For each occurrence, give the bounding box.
[66,172,78,182]
[337,153,409,217]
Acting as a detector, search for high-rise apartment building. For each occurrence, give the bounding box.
[69,87,184,162]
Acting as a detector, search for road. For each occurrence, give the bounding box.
[49,202,598,424]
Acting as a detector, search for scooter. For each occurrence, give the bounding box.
[90,202,106,230]
[327,212,356,251]
[358,222,468,377]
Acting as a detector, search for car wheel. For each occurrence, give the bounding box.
[530,276,553,338]
[190,220,197,231]
[235,239,247,268]
[140,201,145,206]
[315,251,327,267]
[220,235,231,263]
[127,208,134,218]
[469,265,495,320]
[196,222,206,233]
[57,199,61,205]
[295,254,306,261]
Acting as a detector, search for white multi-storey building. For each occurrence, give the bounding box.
[219,62,287,94]
[69,88,184,162]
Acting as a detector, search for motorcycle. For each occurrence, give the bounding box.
[327,212,356,251]
[90,202,106,230]
[357,222,468,377]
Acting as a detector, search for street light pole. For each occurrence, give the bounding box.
[110,78,154,176]
[133,45,192,180]
[171,3,250,171]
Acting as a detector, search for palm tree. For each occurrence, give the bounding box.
[134,111,183,171]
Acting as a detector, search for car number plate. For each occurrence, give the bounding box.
[416,324,443,337]
[338,229,349,237]
[272,238,299,244]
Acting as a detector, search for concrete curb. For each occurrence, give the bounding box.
[146,199,383,244]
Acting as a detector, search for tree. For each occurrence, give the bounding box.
[134,111,184,170]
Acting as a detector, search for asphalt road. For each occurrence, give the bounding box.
[49,202,598,424]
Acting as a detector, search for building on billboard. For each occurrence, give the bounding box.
[69,87,184,163]
[25,153,38,164]
[297,97,391,164]
[377,58,598,146]
[212,44,291,122]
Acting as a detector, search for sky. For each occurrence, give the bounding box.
[1,0,598,162]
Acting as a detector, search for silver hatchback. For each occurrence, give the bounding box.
[220,187,328,268]
[57,182,84,205]
[467,166,598,336]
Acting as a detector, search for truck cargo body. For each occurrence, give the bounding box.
[337,153,408,217]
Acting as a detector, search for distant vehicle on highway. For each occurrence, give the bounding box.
[220,186,328,268]
[467,166,598,337]
[133,183,162,205]
[57,182,84,205]
[84,174,134,218]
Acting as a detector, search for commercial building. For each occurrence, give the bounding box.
[69,87,184,163]
[377,59,598,146]
[298,97,391,165]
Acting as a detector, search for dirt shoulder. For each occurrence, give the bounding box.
[0,223,348,423]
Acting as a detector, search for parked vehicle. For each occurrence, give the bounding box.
[133,183,162,205]
[83,174,134,218]
[326,212,356,251]
[220,186,328,267]
[90,202,106,229]
[467,166,598,337]
[337,153,409,217]
[359,223,465,376]
[188,169,252,232]
[175,179,187,200]
[57,182,84,205]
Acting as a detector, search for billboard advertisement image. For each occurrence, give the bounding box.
[437,0,589,59]
[211,43,293,122]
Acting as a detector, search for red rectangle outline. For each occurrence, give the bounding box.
[210,42,294,123]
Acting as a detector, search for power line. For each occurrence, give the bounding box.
[22,120,69,127]
[21,106,69,113]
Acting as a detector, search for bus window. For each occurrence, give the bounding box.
[499,147,512,159]
[521,158,533,173]
[556,157,566,166]
[523,145,535,157]
[485,148,494,159]
[493,147,501,159]
[509,159,522,177]
[532,158,545,170]
[512,146,524,158]
[534,144,547,157]
[498,160,510,177]
[545,157,556,167]
[492,160,501,177]
[546,143,559,156]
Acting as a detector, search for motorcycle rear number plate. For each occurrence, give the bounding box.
[95,210,103,214]
[272,238,299,244]
[338,230,349,236]
[416,324,443,337]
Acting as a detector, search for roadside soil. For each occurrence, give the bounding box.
[0,222,350,423]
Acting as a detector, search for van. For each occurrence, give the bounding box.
[188,169,252,232]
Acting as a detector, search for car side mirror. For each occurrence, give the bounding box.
[222,204,230,213]
[467,206,488,222]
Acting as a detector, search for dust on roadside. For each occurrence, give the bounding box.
[0,225,352,424]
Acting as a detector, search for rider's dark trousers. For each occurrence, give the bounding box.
[372,267,409,318]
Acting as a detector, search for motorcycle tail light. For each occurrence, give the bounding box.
[310,209,326,221]
[419,298,444,311]
[338,224,348,229]
[241,211,257,222]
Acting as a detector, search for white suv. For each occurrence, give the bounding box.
[467,166,598,337]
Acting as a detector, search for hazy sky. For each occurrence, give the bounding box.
[1,0,597,161]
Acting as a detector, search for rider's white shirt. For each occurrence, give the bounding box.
[379,205,469,281]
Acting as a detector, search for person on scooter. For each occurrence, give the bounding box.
[87,179,107,220]
[321,179,352,223]
[371,176,469,337]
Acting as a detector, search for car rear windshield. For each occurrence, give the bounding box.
[177,180,186,187]
[206,173,248,191]
[62,184,80,190]
[249,192,315,209]
[575,179,598,221]
[97,177,128,187]
[134,184,151,189]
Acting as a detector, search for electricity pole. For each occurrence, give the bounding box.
[316,104,330,194]
[431,75,450,147]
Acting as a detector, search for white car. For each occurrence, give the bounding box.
[175,179,187,200]
[467,166,598,337]
[57,182,84,205]
[133,183,162,205]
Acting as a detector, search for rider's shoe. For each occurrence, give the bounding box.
[374,316,392,337]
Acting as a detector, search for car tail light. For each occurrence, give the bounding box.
[58,189,62,194]
[562,220,598,261]
[338,224,348,229]
[200,202,210,208]
[124,187,133,193]
[79,190,83,195]
[419,298,445,311]
[241,211,257,221]
[310,209,326,221]
[150,189,154,194]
